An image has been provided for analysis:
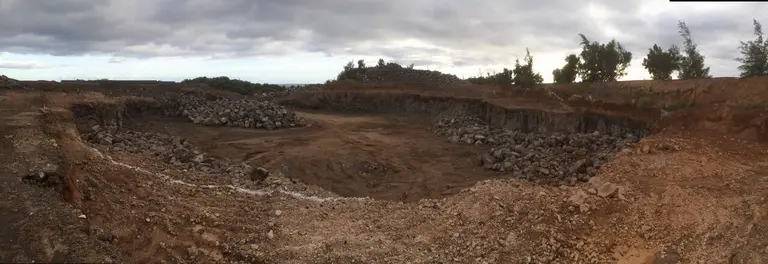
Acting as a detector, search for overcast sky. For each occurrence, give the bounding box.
[0,0,765,84]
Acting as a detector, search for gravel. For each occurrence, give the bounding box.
[169,94,307,130]
[84,124,261,180]
[432,114,640,186]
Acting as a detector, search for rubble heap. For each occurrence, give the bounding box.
[173,94,306,130]
[432,114,640,186]
[84,125,262,180]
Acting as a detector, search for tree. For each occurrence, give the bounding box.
[407,63,415,69]
[642,44,682,80]
[357,59,366,69]
[677,21,711,79]
[512,48,544,88]
[736,19,768,77]
[576,34,632,83]
[336,61,356,80]
[377,58,386,67]
[552,54,580,84]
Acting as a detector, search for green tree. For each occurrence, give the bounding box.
[642,44,681,80]
[576,34,632,83]
[552,54,580,84]
[357,59,366,69]
[336,61,356,80]
[736,19,768,77]
[512,48,544,88]
[677,21,711,79]
[377,58,386,67]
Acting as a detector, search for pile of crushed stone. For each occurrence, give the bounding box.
[432,114,639,186]
[172,94,306,130]
[83,124,269,181]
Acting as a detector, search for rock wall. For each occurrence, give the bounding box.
[282,91,651,137]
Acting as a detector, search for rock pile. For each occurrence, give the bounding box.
[0,75,28,89]
[173,94,306,130]
[343,64,466,87]
[433,114,640,186]
[84,125,258,179]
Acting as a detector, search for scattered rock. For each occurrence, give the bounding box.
[653,249,681,264]
[251,167,270,182]
[596,183,621,198]
[83,126,255,179]
[568,190,588,206]
[642,145,651,154]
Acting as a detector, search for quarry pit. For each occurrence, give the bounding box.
[2,79,768,264]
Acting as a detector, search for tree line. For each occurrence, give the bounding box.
[465,19,768,87]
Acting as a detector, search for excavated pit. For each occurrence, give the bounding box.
[283,91,653,186]
[68,92,652,201]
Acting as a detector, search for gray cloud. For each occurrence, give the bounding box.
[0,60,51,69]
[0,0,764,77]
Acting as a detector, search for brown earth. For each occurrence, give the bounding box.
[1,76,768,263]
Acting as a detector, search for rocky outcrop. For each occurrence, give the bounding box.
[283,91,651,136]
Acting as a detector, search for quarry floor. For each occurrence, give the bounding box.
[133,111,498,202]
[2,92,768,263]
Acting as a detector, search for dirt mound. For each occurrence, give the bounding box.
[0,75,28,90]
[338,63,467,87]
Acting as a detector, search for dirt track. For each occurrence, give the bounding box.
[2,82,768,263]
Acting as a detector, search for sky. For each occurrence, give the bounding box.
[0,0,766,84]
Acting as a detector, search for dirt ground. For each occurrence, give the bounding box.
[2,77,768,264]
[129,111,498,202]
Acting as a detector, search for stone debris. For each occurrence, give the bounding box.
[84,125,261,180]
[169,94,307,130]
[596,183,621,198]
[432,114,641,186]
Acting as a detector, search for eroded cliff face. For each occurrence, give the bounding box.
[281,91,651,137]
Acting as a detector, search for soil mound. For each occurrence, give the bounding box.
[338,63,467,87]
[0,75,28,90]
